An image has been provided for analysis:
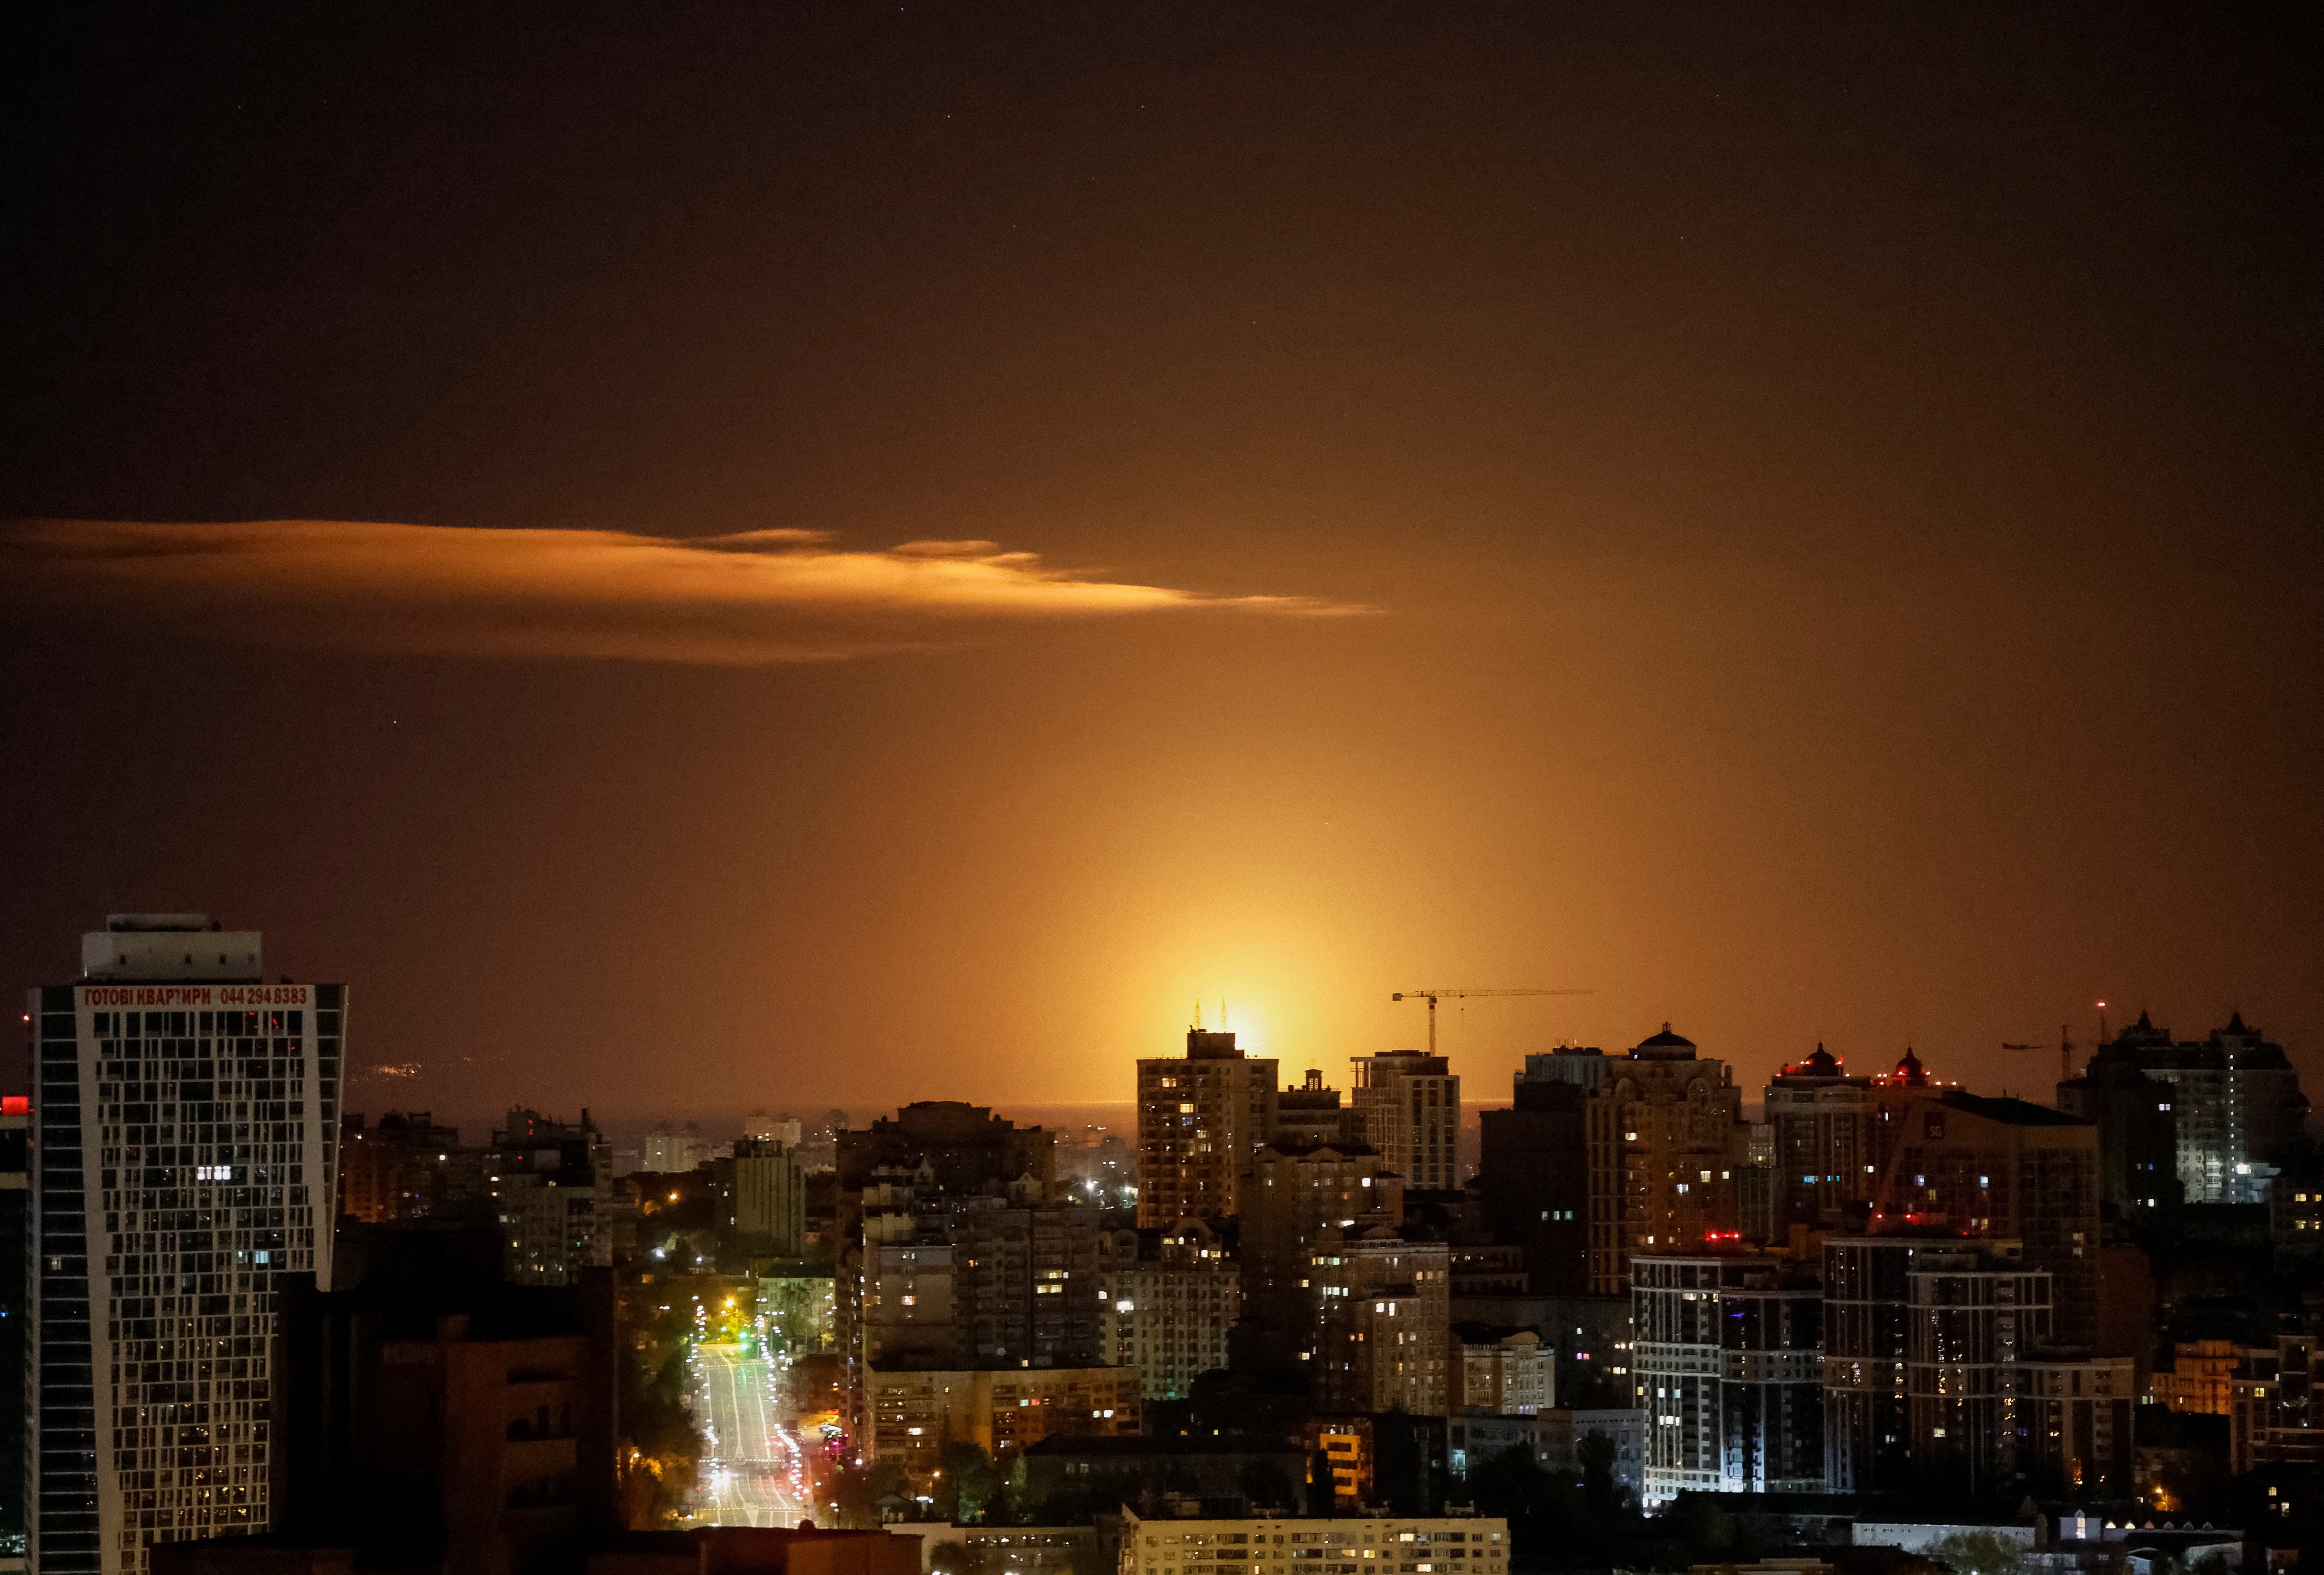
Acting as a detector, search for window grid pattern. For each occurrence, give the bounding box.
[37,989,339,1575]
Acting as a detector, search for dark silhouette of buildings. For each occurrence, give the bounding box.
[1871,1089,2102,1348]
[2073,1011,2307,1207]
[1764,1045,1875,1233]
[1475,1079,1588,1294]
[271,1224,618,1575]
[2056,1048,2182,1222]
[835,1102,1054,1202]
[0,1096,26,1554]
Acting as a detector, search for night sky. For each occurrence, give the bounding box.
[6,4,2320,1121]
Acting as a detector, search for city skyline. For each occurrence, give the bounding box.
[2,909,2298,1122]
[16,905,2320,1565]
[13,6,2324,1569]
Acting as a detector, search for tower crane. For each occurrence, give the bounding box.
[2002,1025,2078,1089]
[1391,988,1592,1055]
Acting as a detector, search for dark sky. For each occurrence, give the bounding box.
[6,3,2320,1123]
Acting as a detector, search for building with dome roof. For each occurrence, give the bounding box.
[1868,1046,1945,1180]
[1764,1043,1875,1235]
[1584,1024,1748,1294]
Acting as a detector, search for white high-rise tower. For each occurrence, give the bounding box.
[29,916,343,1575]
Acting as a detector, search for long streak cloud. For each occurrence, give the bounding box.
[2,518,1364,663]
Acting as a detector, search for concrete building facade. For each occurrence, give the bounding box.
[1631,1252,1823,1504]
[1450,1327,1553,1417]
[866,1366,1140,1488]
[1308,1230,1452,1416]
[1585,1027,1747,1295]
[1349,1052,1461,1193]
[1763,1047,1874,1235]
[1099,1220,1241,1401]
[1872,1091,2101,1348]
[1115,1512,1510,1575]
[1241,1143,1400,1337]
[1136,1030,1279,1228]
[30,916,343,1575]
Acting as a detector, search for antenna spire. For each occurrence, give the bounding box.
[1193,999,1203,1031]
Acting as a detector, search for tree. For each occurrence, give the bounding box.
[617,1330,703,1528]
[1465,1444,1550,1520]
[937,1441,1004,1523]
[1923,1530,2029,1575]
[1239,1460,1298,1512]
[824,1457,908,1528]
[1577,1429,1625,1518]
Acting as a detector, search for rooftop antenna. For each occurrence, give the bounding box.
[1220,999,1229,1030]
[1193,1000,1203,1031]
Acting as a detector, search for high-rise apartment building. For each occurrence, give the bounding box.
[742,1109,805,1148]
[1099,1219,1242,1400]
[2230,1332,2324,1474]
[1822,1233,2129,1497]
[1821,1233,2004,1493]
[722,1137,807,1254]
[1902,1239,2048,1495]
[1476,1078,1588,1294]
[1820,1234,1950,1494]
[1308,1228,1452,1415]
[1630,1251,1822,1503]
[2080,1012,2306,1205]
[337,1110,478,1224]
[1871,1091,2101,1348]
[1516,1046,1610,1095]
[837,1102,1056,1203]
[1350,1051,1461,1192]
[486,1107,611,1286]
[1585,1026,1747,1294]
[30,915,343,1575]
[1135,1028,1278,1227]
[1734,1124,1778,1245]
[867,1366,1140,1488]
[1868,1048,1939,1179]
[857,1200,1113,1369]
[2017,1352,2135,1496]
[1450,1326,1553,1416]
[839,1106,1072,1449]
[2055,1052,2180,1219]
[951,1199,1111,1368]
[267,1229,616,1571]
[1275,1069,1356,1147]
[1241,1141,1401,1334]
[860,1238,958,1366]
[642,1121,710,1174]
[2,1095,28,1556]
[1763,1046,1874,1234]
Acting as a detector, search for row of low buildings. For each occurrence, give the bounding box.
[341,1107,814,1280]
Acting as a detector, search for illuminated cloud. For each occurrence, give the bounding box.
[2,518,1365,663]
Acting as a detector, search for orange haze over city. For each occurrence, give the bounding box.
[4,5,2319,1121]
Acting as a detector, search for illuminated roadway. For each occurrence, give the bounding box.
[693,1342,809,1528]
